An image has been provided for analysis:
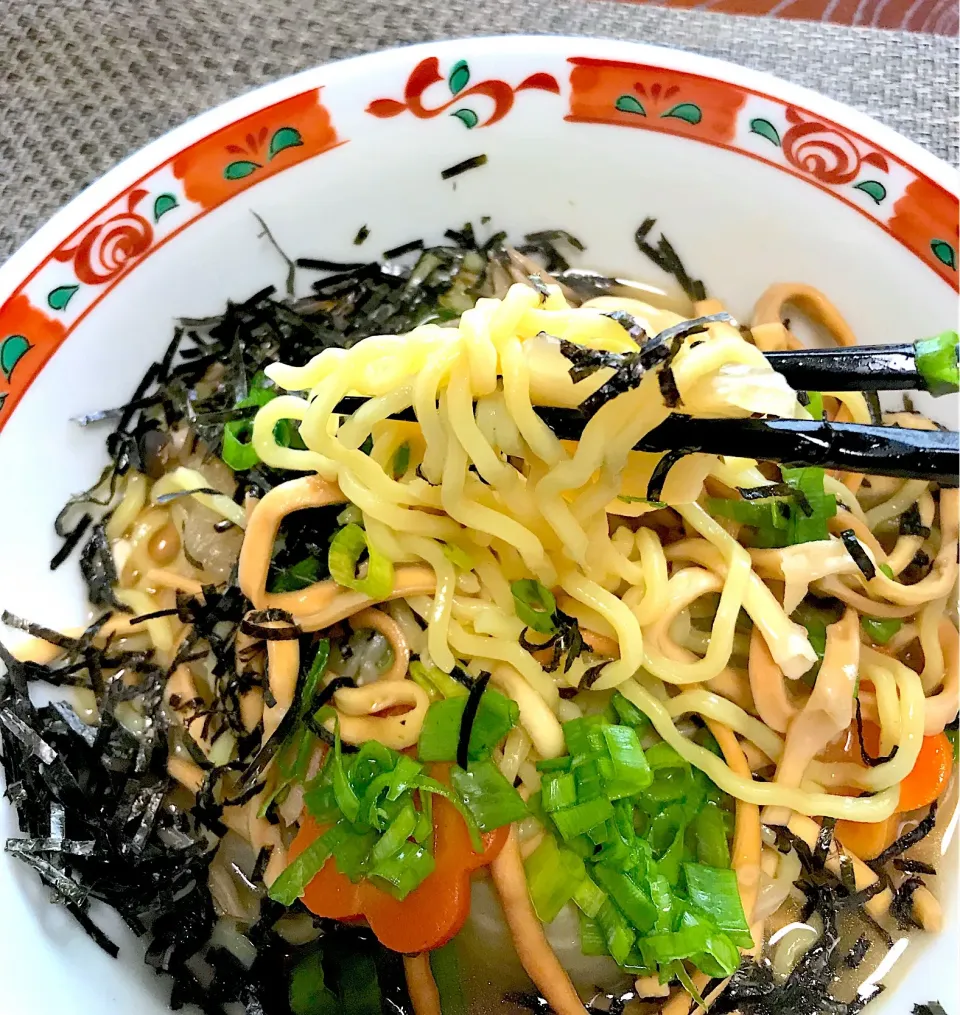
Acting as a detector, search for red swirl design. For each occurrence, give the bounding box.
[781,108,888,185]
[367,57,559,128]
[54,189,153,285]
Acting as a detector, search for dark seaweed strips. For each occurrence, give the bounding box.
[840,529,877,581]
[715,873,883,1015]
[440,154,488,180]
[572,313,732,418]
[635,217,707,303]
[757,817,910,1011]
[457,671,491,770]
[0,585,398,1012]
[899,503,932,538]
[855,697,898,767]
[517,609,584,674]
[52,222,508,579]
[889,876,926,930]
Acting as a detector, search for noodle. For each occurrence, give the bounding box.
[7,262,955,1015]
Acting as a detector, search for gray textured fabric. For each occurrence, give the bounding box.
[1,0,957,263]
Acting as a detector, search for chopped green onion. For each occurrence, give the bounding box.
[550,796,614,840]
[601,724,653,797]
[301,639,331,714]
[332,827,378,881]
[336,950,383,1015]
[536,756,573,774]
[387,754,423,801]
[289,951,338,1015]
[708,467,835,548]
[595,898,636,965]
[542,771,578,813]
[331,723,361,823]
[328,523,394,599]
[222,383,278,471]
[611,691,651,732]
[694,805,730,869]
[879,563,895,580]
[682,863,753,948]
[525,835,586,923]
[418,689,518,763]
[369,838,435,900]
[269,821,345,905]
[391,442,411,479]
[409,659,469,699]
[430,943,468,1015]
[442,542,474,571]
[915,330,959,396]
[593,864,657,933]
[861,616,903,645]
[511,579,557,634]
[449,761,528,832]
[792,603,827,663]
[414,774,483,852]
[579,913,609,956]
[371,802,419,865]
[270,556,322,593]
[805,391,824,420]
[572,873,606,918]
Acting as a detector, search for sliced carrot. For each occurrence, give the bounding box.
[830,723,953,859]
[835,813,899,861]
[289,762,507,953]
[897,731,954,812]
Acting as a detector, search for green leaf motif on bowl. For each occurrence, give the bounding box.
[853,180,887,205]
[153,193,179,222]
[930,239,957,270]
[660,102,701,125]
[47,284,80,312]
[223,160,262,180]
[451,108,479,129]
[268,127,304,160]
[614,94,646,116]
[749,118,781,147]
[0,334,31,380]
[449,60,470,96]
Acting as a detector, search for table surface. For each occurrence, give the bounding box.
[1,0,957,264]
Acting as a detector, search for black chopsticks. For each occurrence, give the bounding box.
[633,416,958,487]
[330,396,958,486]
[765,332,959,396]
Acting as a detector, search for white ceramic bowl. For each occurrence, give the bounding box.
[0,35,956,1015]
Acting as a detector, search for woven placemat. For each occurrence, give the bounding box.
[1,0,957,262]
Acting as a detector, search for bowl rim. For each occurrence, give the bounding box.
[1,32,957,303]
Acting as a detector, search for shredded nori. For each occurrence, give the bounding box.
[518,609,584,674]
[869,802,937,869]
[899,503,932,538]
[813,816,837,868]
[646,449,686,503]
[353,225,370,246]
[658,366,682,408]
[382,238,424,260]
[890,876,925,929]
[602,310,646,345]
[864,390,883,427]
[457,671,491,770]
[441,154,488,180]
[893,858,936,875]
[855,697,898,767]
[634,217,707,303]
[843,934,870,969]
[839,529,877,580]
